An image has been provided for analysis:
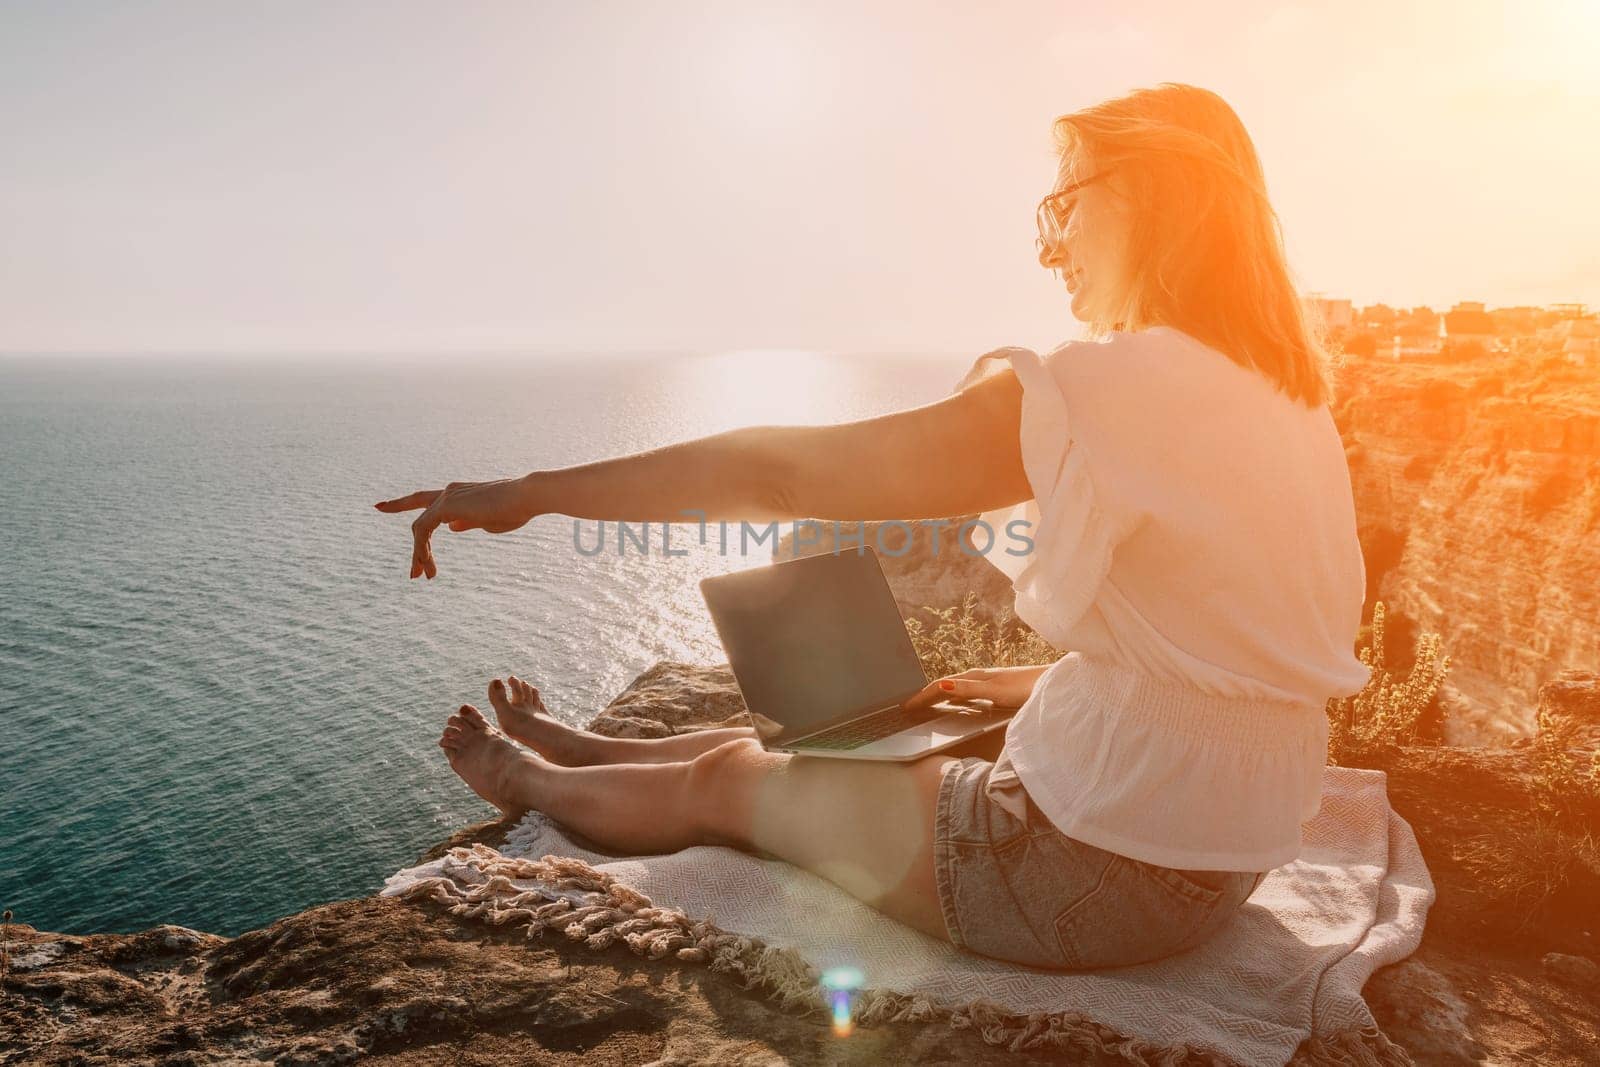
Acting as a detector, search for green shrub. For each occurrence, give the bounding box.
[1326,601,1451,765]
[1530,703,1600,816]
[906,594,1060,679]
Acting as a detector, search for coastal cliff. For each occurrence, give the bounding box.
[1332,352,1600,744]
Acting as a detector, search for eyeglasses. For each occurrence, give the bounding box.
[1035,170,1111,266]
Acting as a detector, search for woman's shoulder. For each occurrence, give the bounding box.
[1052,326,1311,414]
[956,332,1140,378]
[1033,328,1206,406]
[1044,326,1223,372]
[957,328,1298,419]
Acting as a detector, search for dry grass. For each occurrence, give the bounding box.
[1452,815,1600,935]
[905,594,1061,679]
[1325,600,1451,765]
[1455,694,1600,938]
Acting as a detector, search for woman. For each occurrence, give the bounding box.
[375,83,1370,971]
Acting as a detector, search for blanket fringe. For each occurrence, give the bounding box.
[1291,1027,1414,1067]
[398,845,1413,1067]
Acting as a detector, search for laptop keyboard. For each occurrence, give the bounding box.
[794,706,939,751]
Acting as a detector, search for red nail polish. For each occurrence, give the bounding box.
[940,680,955,691]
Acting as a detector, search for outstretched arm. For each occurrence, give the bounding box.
[376,355,1030,578]
[533,363,1029,522]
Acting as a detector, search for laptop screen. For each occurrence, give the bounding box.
[699,549,930,744]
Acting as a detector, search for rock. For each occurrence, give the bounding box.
[588,662,736,733]
[1540,671,1600,726]
[1538,671,1600,750]
[1362,958,1486,1064]
[588,661,750,738]
[3,939,69,971]
[0,898,1080,1066]
[1360,744,1599,954]
[1542,952,1600,988]
[155,926,209,952]
[413,815,518,864]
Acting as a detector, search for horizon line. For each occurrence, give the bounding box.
[0,345,984,360]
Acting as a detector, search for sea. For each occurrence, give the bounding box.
[0,349,975,936]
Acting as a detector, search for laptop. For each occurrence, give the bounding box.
[698,547,1012,761]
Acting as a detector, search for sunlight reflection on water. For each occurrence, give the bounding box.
[0,348,973,935]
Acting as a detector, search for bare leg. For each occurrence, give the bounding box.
[485,675,756,765]
[442,703,747,857]
[440,704,953,940]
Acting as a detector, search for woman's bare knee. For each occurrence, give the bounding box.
[684,737,778,848]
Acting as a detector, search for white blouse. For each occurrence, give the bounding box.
[967,328,1371,872]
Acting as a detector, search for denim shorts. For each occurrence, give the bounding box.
[933,756,1267,970]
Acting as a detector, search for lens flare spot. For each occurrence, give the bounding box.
[821,965,865,1037]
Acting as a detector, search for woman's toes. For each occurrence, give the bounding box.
[436,706,530,815]
[488,678,513,716]
[511,675,544,709]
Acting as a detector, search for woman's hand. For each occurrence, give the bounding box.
[374,475,540,579]
[902,664,1053,713]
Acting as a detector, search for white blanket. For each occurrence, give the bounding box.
[384,765,1433,1065]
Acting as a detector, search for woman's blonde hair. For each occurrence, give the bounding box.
[1054,83,1334,407]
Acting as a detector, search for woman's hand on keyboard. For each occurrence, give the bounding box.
[902,664,1053,713]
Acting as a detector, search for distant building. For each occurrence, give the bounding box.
[1542,314,1599,366]
[1330,298,1598,363]
[1305,293,1353,331]
[1359,303,1398,329]
[1490,305,1541,337]
[1388,308,1442,359]
[1442,302,1495,353]
[1444,301,1493,336]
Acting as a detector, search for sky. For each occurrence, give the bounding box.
[2,0,1597,355]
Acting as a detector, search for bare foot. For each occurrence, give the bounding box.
[487,675,592,766]
[438,703,542,814]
